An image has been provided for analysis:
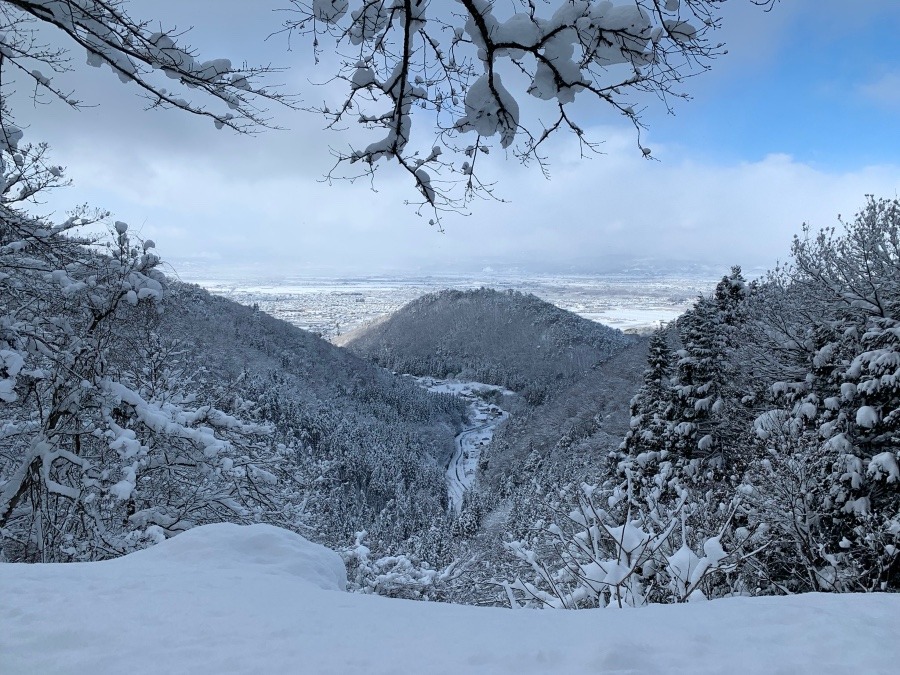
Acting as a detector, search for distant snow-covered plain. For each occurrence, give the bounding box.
[184,272,720,338]
[3,523,897,675]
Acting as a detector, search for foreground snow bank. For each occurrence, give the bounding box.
[2,525,899,674]
[120,522,347,591]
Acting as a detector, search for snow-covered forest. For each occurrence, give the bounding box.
[1,1,899,673]
[343,287,634,403]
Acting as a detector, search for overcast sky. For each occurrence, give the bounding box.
[11,0,900,277]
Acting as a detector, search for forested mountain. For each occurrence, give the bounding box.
[153,283,467,552]
[0,207,465,563]
[480,339,648,492]
[342,288,634,404]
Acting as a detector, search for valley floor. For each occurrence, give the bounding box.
[2,524,897,675]
[412,376,512,513]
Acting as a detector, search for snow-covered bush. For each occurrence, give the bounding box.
[0,129,288,561]
[343,530,460,601]
[740,395,900,593]
[741,198,900,592]
[502,479,760,608]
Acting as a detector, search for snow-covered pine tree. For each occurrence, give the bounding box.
[622,328,673,455]
[665,298,724,463]
[617,327,676,500]
[714,265,749,330]
[665,267,753,472]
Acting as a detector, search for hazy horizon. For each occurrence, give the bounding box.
[167,253,766,283]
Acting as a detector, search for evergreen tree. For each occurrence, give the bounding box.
[665,298,726,463]
[621,328,673,456]
[664,267,753,472]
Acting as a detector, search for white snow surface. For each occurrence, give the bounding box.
[2,523,900,674]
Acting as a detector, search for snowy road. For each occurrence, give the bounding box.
[412,377,510,513]
[447,420,496,513]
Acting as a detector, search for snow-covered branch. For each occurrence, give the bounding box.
[281,0,772,219]
[1,0,296,132]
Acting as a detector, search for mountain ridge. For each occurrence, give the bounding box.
[342,287,634,404]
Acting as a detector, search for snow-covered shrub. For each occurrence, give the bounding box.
[502,479,758,609]
[740,430,900,593]
[342,531,459,601]
[736,198,900,592]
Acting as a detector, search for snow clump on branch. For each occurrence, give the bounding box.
[281,0,729,218]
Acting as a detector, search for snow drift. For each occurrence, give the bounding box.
[2,523,899,674]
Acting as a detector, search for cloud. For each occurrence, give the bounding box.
[36,118,900,277]
[858,72,900,109]
[437,130,900,272]
[13,0,900,278]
